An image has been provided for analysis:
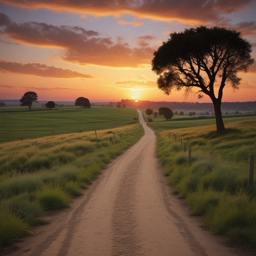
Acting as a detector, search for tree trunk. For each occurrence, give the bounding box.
[213,101,225,133]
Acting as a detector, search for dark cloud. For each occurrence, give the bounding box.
[0,13,155,68]
[136,35,157,47]
[229,21,256,37]
[0,60,94,78]
[0,0,253,24]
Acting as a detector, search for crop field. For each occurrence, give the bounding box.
[153,118,256,247]
[0,123,144,247]
[0,107,138,143]
[147,113,256,131]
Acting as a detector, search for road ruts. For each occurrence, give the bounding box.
[3,110,252,256]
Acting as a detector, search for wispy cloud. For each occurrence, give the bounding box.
[0,13,155,68]
[114,75,156,89]
[118,20,143,27]
[0,60,94,78]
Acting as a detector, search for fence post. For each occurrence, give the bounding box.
[180,138,182,144]
[248,154,254,186]
[174,134,176,141]
[95,130,97,139]
[189,144,191,166]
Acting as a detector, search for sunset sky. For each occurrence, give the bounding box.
[0,0,256,102]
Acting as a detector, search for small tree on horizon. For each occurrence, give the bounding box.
[45,101,55,110]
[158,107,173,121]
[75,97,91,108]
[152,26,254,133]
[20,91,38,110]
[145,108,153,116]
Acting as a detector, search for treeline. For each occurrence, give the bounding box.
[120,99,256,112]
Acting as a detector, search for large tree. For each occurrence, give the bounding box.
[152,26,254,133]
[75,97,91,108]
[20,91,38,110]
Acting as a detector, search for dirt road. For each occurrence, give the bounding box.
[4,110,251,256]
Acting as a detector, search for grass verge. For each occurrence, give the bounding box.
[0,123,144,247]
[154,119,256,248]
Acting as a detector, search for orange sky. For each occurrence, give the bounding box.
[0,0,256,102]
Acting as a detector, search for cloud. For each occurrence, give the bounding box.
[0,84,14,88]
[114,76,156,89]
[228,21,256,37]
[136,35,157,47]
[0,0,253,24]
[0,60,94,78]
[118,20,143,27]
[247,63,256,74]
[0,13,155,68]
[240,82,256,88]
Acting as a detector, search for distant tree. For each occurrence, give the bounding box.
[158,107,165,116]
[163,108,173,121]
[122,104,126,108]
[75,97,91,108]
[174,111,178,115]
[205,112,210,115]
[116,102,121,108]
[20,91,38,110]
[0,102,6,107]
[158,107,173,120]
[154,112,158,118]
[145,108,153,116]
[179,111,184,115]
[45,101,55,110]
[189,112,196,116]
[235,111,239,114]
[152,26,254,133]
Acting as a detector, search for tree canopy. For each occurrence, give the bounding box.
[158,107,173,121]
[152,26,254,133]
[20,91,38,110]
[75,97,91,108]
[45,101,55,110]
[145,108,153,116]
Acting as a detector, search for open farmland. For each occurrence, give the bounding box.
[146,113,256,131]
[0,107,138,143]
[152,118,256,247]
[0,123,144,247]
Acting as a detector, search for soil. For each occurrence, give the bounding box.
[2,110,255,256]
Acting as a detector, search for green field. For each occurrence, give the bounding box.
[0,123,144,247]
[147,113,256,131]
[151,116,256,248]
[0,107,138,143]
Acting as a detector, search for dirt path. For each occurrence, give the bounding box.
[3,110,253,256]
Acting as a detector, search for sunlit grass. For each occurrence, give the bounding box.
[154,119,256,248]
[0,123,144,246]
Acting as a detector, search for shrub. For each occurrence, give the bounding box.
[36,185,70,210]
[0,211,29,247]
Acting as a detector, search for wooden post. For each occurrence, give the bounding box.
[248,154,254,186]
[180,138,182,144]
[21,137,23,141]
[95,130,97,138]
[188,144,191,166]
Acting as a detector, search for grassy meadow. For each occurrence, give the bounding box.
[0,116,144,247]
[0,107,137,143]
[152,118,256,247]
[147,112,256,131]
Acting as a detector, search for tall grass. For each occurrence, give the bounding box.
[155,120,256,248]
[0,123,144,247]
